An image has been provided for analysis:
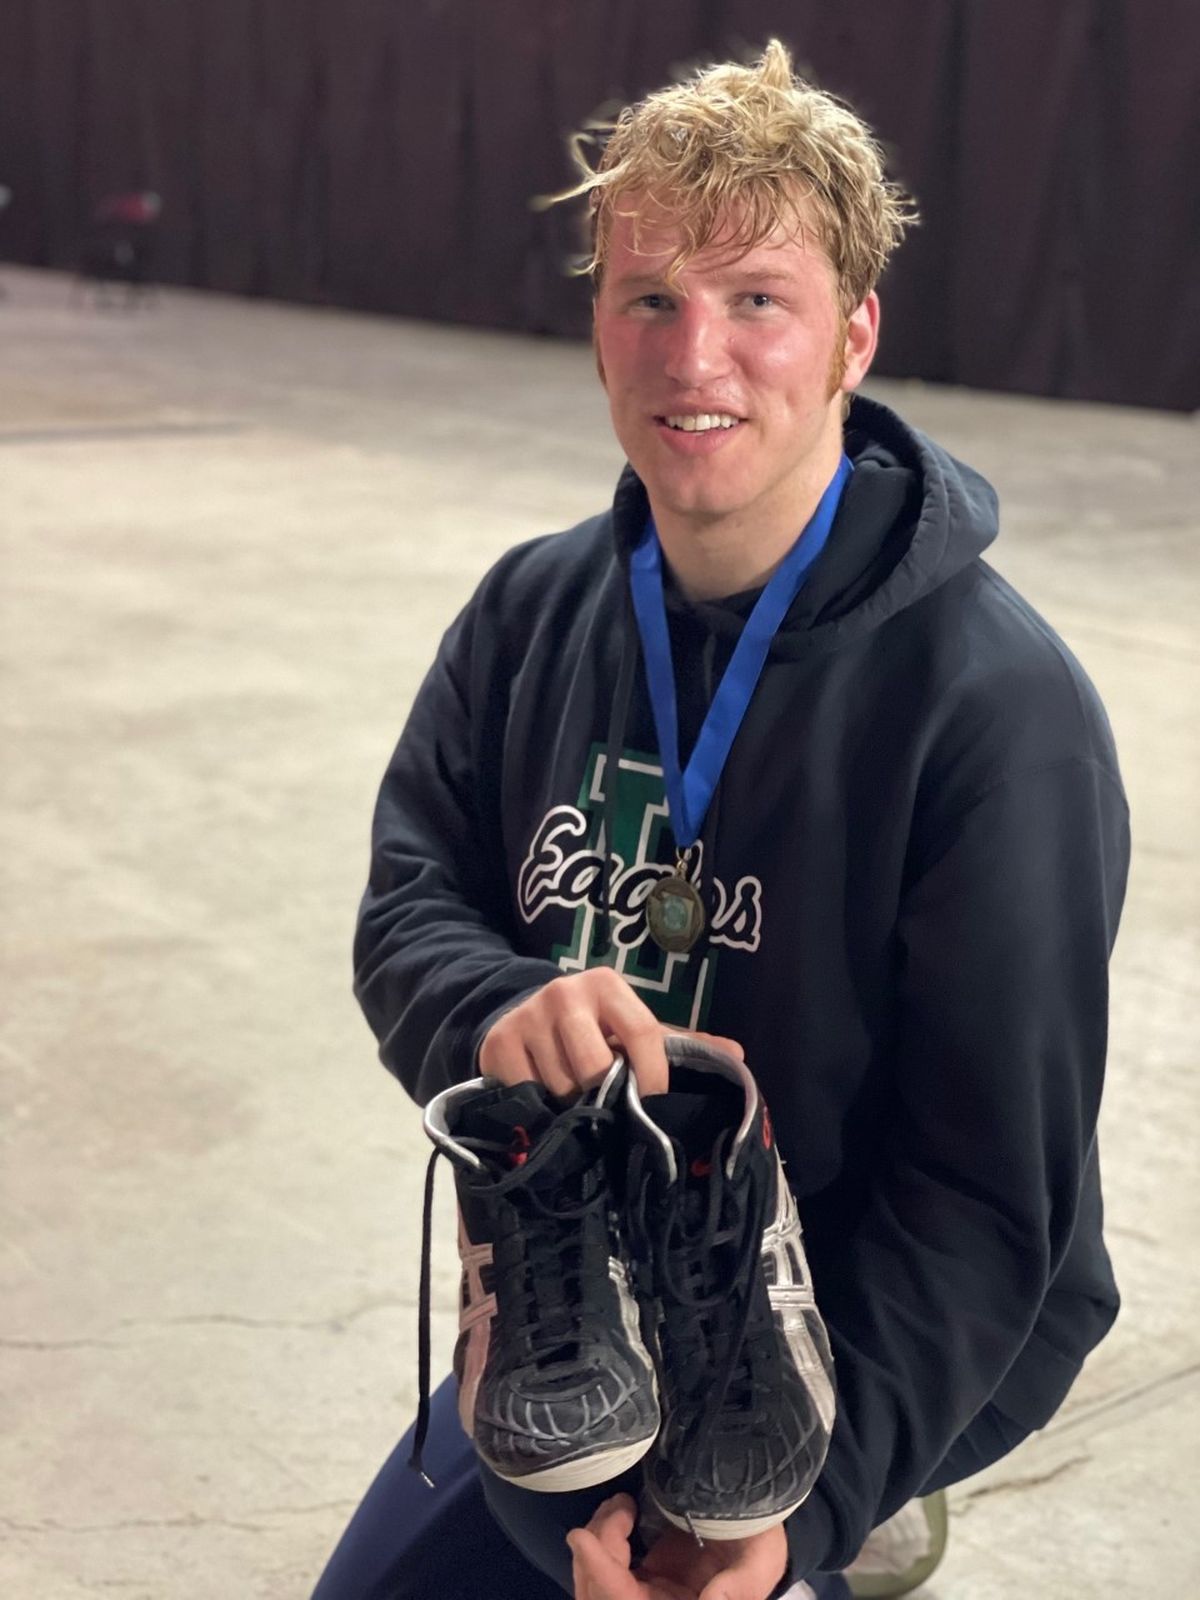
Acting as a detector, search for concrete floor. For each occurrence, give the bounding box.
[1,265,1197,1599]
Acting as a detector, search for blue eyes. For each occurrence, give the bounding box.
[633,292,775,312]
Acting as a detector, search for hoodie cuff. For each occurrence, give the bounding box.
[782,1488,840,1583]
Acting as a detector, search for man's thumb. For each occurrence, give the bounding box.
[699,1581,740,1600]
[703,1581,810,1600]
[700,1571,789,1600]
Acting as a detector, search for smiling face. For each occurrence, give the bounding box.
[594,197,879,549]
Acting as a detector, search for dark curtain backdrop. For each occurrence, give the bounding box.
[1,0,1196,409]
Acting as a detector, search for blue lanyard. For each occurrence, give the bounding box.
[629,453,852,849]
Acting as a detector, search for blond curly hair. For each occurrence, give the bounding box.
[541,40,917,315]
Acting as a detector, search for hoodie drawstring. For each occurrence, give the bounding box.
[599,613,637,949]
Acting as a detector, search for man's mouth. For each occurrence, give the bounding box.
[658,412,744,433]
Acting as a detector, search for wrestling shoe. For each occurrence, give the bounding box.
[625,1038,835,1539]
[410,1060,659,1492]
[846,1491,948,1596]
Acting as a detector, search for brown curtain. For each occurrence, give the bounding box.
[1,0,1196,408]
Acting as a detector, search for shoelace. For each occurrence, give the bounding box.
[630,1132,772,1531]
[409,1099,615,1485]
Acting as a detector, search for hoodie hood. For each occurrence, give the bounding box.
[610,394,999,657]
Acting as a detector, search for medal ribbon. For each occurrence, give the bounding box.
[629,453,852,850]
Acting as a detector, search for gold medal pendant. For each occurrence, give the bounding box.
[646,853,706,954]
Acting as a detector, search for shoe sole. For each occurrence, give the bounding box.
[652,1493,808,1540]
[486,1433,658,1493]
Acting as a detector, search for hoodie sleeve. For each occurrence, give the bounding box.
[353,595,564,1106]
[784,754,1130,1578]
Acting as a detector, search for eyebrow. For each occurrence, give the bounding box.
[610,266,800,293]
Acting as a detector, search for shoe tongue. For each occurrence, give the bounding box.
[640,1089,735,1180]
[457,1082,559,1168]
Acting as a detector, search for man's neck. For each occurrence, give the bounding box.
[650,439,844,603]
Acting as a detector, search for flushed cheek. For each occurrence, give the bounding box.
[594,321,643,378]
[747,321,833,380]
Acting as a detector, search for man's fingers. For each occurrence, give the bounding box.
[570,1540,593,1600]
[586,1493,637,1567]
[600,992,670,1095]
[554,972,663,1093]
[571,1540,603,1600]
[567,1528,637,1600]
[695,1527,788,1600]
[572,1516,699,1600]
[524,1026,580,1099]
[689,1030,745,1062]
[622,1029,671,1096]
[664,1027,745,1062]
[555,1011,622,1092]
[477,1016,537,1085]
[696,1572,767,1600]
[480,972,732,1100]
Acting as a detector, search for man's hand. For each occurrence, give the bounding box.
[479,967,743,1099]
[569,1495,789,1600]
[568,1495,695,1600]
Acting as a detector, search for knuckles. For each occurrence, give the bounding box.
[545,967,628,1013]
[484,970,659,1074]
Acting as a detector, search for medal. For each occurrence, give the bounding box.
[646,851,706,953]
[629,454,853,957]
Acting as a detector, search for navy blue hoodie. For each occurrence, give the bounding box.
[354,395,1129,1576]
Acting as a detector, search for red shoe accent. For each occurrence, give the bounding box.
[508,1125,532,1168]
[761,1105,774,1150]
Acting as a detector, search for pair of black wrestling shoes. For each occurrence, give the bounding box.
[411,1037,834,1541]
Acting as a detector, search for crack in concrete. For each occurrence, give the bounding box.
[0,421,248,447]
[116,1296,410,1335]
[126,1313,333,1332]
[0,1499,359,1539]
[3,1296,422,1355]
[955,1452,1092,1515]
[0,1513,268,1536]
[248,1499,360,1518]
[1049,1360,1200,1440]
[0,1336,123,1351]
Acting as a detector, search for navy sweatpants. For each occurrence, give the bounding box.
[311,1374,1026,1599]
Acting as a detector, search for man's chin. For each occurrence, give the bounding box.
[633,464,746,525]
[642,487,739,526]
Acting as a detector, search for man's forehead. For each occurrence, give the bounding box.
[604,194,823,283]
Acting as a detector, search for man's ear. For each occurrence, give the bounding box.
[593,317,607,389]
[841,291,880,394]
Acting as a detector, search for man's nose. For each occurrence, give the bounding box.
[661,304,730,388]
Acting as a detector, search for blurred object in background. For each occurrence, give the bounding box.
[0,3,1194,402]
[0,184,11,297]
[75,190,163,308]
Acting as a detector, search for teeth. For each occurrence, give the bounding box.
[665,413,740,432]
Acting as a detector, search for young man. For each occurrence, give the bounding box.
[315,41,1129,1600]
